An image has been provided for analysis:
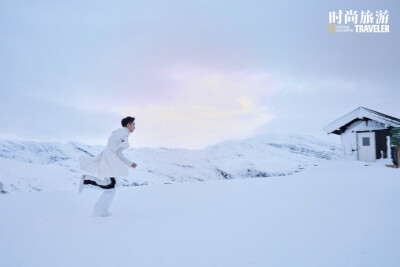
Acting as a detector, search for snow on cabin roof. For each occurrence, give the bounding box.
[323,106,400,135]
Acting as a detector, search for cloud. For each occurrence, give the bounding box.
[112,65,278,148]
[0,89,122,145]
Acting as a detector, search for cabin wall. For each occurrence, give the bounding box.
[340,119,387,160]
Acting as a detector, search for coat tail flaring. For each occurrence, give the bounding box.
[79,154,101,176]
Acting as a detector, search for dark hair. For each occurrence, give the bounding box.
[121,116,135,127]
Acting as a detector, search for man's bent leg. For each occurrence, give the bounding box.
[84,175,116,190]
[93,178,117,217]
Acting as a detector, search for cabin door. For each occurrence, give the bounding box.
[357,132,376,162]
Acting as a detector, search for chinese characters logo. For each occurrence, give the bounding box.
[329,10,390,33]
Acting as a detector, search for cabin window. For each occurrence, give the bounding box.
[362,137,370,146]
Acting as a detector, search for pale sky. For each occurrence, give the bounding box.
[1,0,399,149]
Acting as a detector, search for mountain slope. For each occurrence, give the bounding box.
[0,133,342,193]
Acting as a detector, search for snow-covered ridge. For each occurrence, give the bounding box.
[0,133,342,194]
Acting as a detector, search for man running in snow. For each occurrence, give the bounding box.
[78,116,137,217]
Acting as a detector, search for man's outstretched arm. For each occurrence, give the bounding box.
[116,150,136,168]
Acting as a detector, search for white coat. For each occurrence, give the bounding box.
[79,127,133,178]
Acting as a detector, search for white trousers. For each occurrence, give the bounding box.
[83,175,116,217]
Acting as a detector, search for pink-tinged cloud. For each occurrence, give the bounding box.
[113,65,278,148]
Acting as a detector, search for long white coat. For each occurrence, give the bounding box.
[79,127,133,178]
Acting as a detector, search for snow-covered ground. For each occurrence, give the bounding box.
[1,159,399,266]
[0,133,341,193]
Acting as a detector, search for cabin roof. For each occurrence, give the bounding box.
[323,106,400,135]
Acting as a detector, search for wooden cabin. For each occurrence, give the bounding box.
[323,106,400,162]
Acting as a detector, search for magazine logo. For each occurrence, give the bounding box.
[329,10,390,33]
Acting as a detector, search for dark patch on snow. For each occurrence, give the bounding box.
[119,182,148,187]
[241,168,291,178]
[267,143,337,160]
[0,182,8,194]
[189,177,205,182]
[146,169,177,181]
[215,168,233,179]
[0,154,14,159]
[175,164,194,168]
[243,168,271,177]
[49,155,70,163]
[73,146,95,157]
[28,185,41,191]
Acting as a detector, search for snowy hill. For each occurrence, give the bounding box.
[0,133,342,193]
